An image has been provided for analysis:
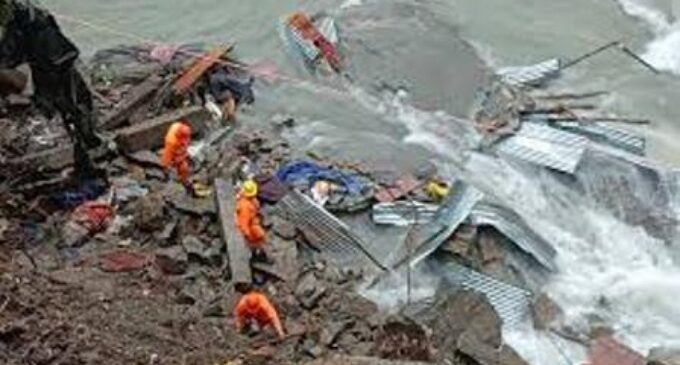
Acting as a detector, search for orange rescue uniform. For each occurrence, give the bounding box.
[161,122,191,185]
[235,292,285,339]
[236,194,267,248]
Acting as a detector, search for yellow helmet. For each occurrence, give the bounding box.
[242,180,258,198]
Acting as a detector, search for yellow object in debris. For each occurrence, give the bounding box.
[426,181,450,201]
[192,182,212,198]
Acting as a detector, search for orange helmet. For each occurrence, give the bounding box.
[175,122,192,141]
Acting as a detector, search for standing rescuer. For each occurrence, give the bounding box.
[235,290,285,339]
[161,121,192,188]
[236,179,268,255]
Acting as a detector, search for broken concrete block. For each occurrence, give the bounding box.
[101,74,164,130]
[295,272,327,310]
[155,246,188,275]
[125,150,164,169]
[272,216,297,240]
[115,106,209,154]
[182,235,206,261]
[214,178,252,289]
[320,320,354,348]
[134,193,166,232]
[531,292,563,330]
[648,347,680,365]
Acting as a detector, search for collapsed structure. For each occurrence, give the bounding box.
[0,8,673,365]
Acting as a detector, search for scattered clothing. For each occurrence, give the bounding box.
[70,201,115,235]
[235,291,285,339]
[254,174,289,204]
[52,179,107,209]
[209,68,255,105]
[276,160,366,195]
[161,121,192,186]
[149,44,180,65]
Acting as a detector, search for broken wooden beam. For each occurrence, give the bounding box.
[174,45,232,95]
[214,178,252,290]
[100,74,164,130]
[114,106,209,154]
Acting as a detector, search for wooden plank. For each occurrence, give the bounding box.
[214,178,252,289]
[101,74,164,130]
[114,106,209,154]
[174,45,232,95]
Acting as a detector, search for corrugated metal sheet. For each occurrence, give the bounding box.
[470,201,557,271]
[278,190,387,271]
[392,181,483,269]
[497,59,561,88]
[279,19,321,63]
[495,122,588,173]
[372,201,439,226]
[443,261,532,327]
[548,120,644,156]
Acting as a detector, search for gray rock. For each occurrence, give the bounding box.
[155,246,188,275]
[302,339,325,359]
[182,235,205,260]
[532,292,563,330]
[648,347,680,365]
[272,216,297,241]
[135,193,165,232]
[321,320,355,347]
[295,272,328,310]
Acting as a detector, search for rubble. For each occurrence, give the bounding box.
[155,246,188,275]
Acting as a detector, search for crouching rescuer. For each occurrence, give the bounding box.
[235,290,285,340]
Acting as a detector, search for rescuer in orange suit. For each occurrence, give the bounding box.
[236,180,268,254]
[235,290,285,340]
[161,121,192,188]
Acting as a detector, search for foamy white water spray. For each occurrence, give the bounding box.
[351,88,680,359]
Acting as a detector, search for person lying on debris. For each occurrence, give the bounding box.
[161,121,192,189]
[236,180,269,258]
[234,290,285,340]
[208,67,254,122]
[0,0,102,178]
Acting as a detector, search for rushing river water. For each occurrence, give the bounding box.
[46,0,680,363]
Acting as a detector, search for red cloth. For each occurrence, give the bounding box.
[72,202,114,234]
[99,251,150,273]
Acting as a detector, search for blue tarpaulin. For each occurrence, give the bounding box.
[276,160,366,194]
[52,180,107,210]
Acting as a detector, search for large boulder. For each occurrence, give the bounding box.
[648,347,680,365]
[420,290,528,365]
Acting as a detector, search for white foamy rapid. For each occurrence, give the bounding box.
[351,89,680,360]
[617,0,680,74]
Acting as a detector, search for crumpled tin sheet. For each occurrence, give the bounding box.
[279,19,321,63]
[278,190,387,271]
[470,201,557,272]
[497,58,561,88]
[546,120,645,156]
[392,181,483,269]
[443,261,532,328]
[372,201,439,226]
[495,122,588,174]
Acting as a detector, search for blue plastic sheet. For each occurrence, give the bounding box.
[276,160,366,194]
